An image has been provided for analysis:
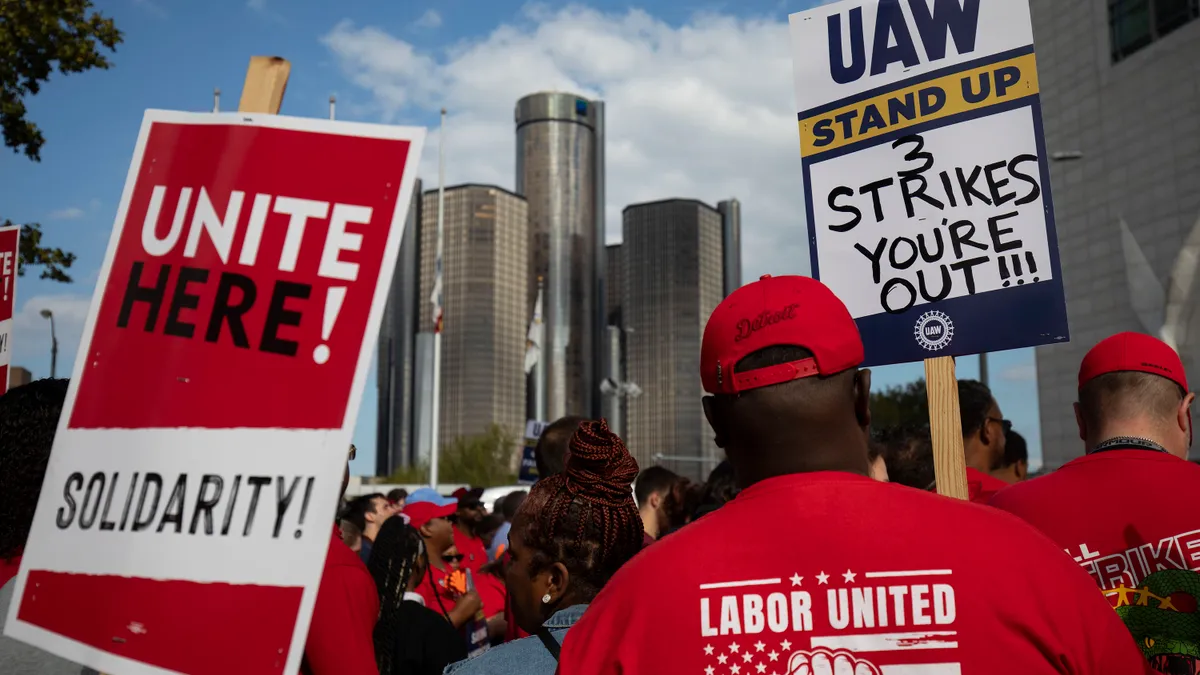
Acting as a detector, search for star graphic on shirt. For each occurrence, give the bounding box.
[756,664,767,674]
[789,573,803,586]
[843,569,857,583]
[754,641,765,652]
[718,654,729,665]
[816,571,830,585]
[730,641,740,654]
[742,652,753,664]
[731,666,742,675]
[704,645,714,656]
[705,667,715,675]
[780,639,793,651]
[768,650,779,662]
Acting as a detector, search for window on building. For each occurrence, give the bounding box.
[1109,0,1199,61]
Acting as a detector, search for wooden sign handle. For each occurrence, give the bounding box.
[237,55,291,114]
[95,54,292,675]
[925,355,969,500]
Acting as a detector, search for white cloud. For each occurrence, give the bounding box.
[48,207,85,220]
[321,5,817,279]
[1001,363,1037,382]
[10,294,94,380]
[247,0,267,10]
[415,9,443,29]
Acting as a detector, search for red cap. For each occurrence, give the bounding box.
[1078,332,1189,392]
[403,501,456,530]
[701,275,863,394]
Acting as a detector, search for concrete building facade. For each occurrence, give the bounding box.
[417,184,530,447]
[622,199,725,479]
[515,92,606,422]
[1032,0,1200,467]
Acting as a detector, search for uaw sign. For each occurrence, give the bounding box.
[790,0,1069,366]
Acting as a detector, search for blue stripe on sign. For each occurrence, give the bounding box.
[856,280,1068,368]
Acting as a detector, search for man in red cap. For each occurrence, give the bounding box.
[558,275,1147,675]
[991,332,1200,673]
[404,493,483,629]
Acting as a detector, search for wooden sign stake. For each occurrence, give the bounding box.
[925,355,969,500]
[97,54,291,675]
[237,55,291,114]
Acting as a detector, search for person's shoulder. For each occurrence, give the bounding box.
[442,635,557,674]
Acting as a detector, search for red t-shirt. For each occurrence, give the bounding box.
[990,450,1200,672]
[558,472,1149,675]
[966,466,1009,504]
[416,564,459,619]
[454,526,489,575]
[301,527,380,675]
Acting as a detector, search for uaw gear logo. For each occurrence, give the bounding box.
[914,310,954,351]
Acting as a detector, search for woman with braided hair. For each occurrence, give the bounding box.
[368,519,467,675]
[445,419,643,674]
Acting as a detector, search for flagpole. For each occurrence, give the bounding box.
[430,108,446,489]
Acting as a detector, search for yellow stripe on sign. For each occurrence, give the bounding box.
[799,53,1040,158]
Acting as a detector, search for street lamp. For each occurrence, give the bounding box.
[40,309,57,379]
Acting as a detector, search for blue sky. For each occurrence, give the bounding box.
[5,0,1045,475]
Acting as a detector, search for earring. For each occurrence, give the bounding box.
[541,593,551,604]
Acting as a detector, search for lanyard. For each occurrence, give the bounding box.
[1087,436,1170,455]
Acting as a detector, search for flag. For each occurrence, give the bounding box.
[431,256,443,334]
[524,280,544,374]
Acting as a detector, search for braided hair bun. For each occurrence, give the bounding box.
[516,419,643,602]
[563,419,641,505]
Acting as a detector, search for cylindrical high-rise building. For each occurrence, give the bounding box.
[515,92,606,422]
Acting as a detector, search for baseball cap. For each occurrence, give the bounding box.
[403,501,456,530]
[1078,332,1189,392]
[451,487,484,502]
[407,487,457,507]
[701,275,863,395]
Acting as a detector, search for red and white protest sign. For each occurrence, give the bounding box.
[2,110,424,675]
[0,225,17,393]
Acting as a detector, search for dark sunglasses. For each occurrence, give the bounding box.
[443,553,465,563]
[988,417,1013,433]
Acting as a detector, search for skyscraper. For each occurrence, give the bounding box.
[622,199,725,479]
[515,92,606,422]
[417,184,529,445]
[718,199,742,296]
[376,178,422,476]
[1032,0,1200,468]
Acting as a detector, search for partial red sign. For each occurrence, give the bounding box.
[3,111,425,675]
[70,121,412,429]
[0,225,17,393]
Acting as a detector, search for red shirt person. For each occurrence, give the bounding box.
[956,379,1012,504]
[451,488,490,575]
[558,274,1149,675]
[302,445,380,675]
[991,332,1200,673]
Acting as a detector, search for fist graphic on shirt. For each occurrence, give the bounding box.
[787,648,881,675]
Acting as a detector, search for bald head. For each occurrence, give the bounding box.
[703,345,872,487]
[1076,371,1193,457]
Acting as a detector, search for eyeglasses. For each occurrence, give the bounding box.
[443,553,465,563]
[988,417,1013,433]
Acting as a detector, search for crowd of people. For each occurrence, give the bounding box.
[1,274,1198,674]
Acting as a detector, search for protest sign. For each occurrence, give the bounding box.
[790,0,1069,368]
[519,419,548,485]
[0,225,17,393]
[3,109,424,675]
